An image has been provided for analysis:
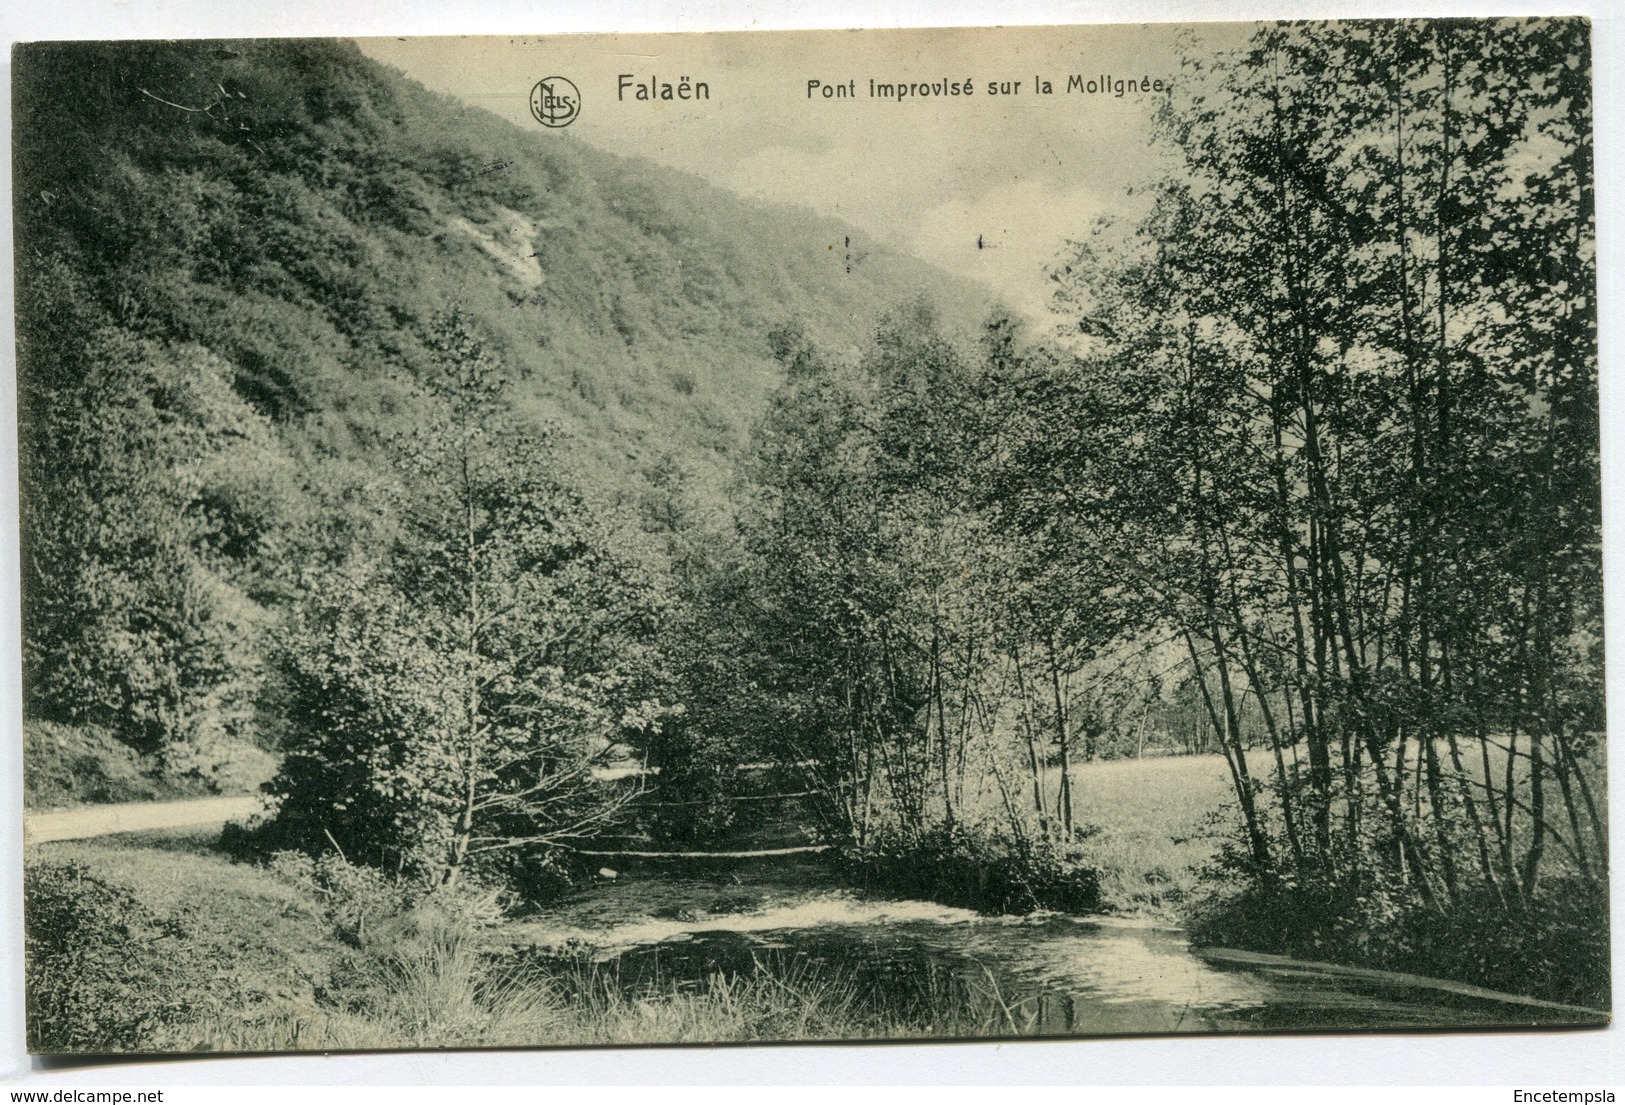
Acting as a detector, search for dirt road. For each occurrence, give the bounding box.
[23,795,264,844]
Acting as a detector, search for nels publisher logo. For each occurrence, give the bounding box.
[530,77,580,128]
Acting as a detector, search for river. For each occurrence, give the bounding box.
[502,854,1605,1038]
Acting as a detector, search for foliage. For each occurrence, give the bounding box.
[17,315,286,783]
[24,721,190,809]
[266,848,512,945]
[265,312,676,885]
[25,861,190,1051]
[266,850,415,944]
[1025,17,1603,999]
[1189,810,1610,1008]
[23,719,276,810]
[13,23,1605,1018]
[845,822,1102,915]
[670,306,1178,878]
[25,847,341,1053]
[14,36,980,803]
[651,18,1604,1003]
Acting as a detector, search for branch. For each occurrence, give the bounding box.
[138,88,204,112]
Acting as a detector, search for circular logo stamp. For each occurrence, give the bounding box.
[530,77,581,128]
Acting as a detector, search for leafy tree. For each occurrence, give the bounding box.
[268,312,676,885]
[18,265,281,783]
[1043,17,1602,996]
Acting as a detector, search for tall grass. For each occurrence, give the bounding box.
[183,909,562,1051]
[35,838,1032,1052]
[1180,739,1611,1010]
[949,751,1234,919]
[1064,754,1232,916]
[182,910,1036,1050]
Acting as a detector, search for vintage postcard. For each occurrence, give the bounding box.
[13,20,1605,1053]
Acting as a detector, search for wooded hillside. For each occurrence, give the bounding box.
[13,38,988,792]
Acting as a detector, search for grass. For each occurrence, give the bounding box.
[951,751,1235,920]
[24,832,1039,1052]
[184,943,1036,1051]
[24,721,182,809]
[1133,740,1612,1009]
[1067,753,1234,919]
[25,833,346,1052]
[1032,739,1607,923]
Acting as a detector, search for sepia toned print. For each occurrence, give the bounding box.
[13,20,1604,1053]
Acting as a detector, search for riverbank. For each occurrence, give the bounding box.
[831,753,1233,920]
[25,822,1602,1054]
[22,832,1059,1052]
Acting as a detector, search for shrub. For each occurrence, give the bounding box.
[266,849,511,946]
[23,719,277,810]
[23,721,168,809]
[25,862,199,1051]
[1187,826,1612,1010]
[843,822,1101,915]
[267,850,412,945]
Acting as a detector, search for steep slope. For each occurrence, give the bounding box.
[12,38,995,793]
[14,39,992,504]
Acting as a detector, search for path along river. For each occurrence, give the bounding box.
[504,854,1605,1036]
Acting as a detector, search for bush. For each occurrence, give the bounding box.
[25,862,200,1051]
[267,851,412,945]
[1187,832,1612,1010]
[266,849,511,946]
[23,721,169,809]
[23,719,277,810]
[843,822,1101,915]
[26,841,517,1054]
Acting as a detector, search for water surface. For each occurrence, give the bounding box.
[504,856,1604,1037]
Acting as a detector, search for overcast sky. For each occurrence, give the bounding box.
[360,23,1252,320]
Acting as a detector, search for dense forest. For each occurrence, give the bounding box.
[18,16,1606,1041]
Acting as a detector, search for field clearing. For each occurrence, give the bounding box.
[1068,754,1235,917]
[962,733,1607,921]
[958,751,1236,918]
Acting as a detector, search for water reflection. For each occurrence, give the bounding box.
[503,858,1602,1036]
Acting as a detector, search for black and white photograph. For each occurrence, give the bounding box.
[10,17,1607,1055]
